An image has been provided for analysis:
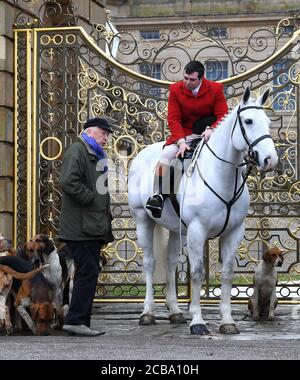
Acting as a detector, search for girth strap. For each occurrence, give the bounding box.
[169,164,187,229]
[169,194,187,229]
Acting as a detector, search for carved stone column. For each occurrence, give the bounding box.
[0,1,14,239]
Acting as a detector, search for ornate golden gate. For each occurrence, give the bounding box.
[13,2,300,302]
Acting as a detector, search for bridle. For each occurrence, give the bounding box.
[231,105,272,166]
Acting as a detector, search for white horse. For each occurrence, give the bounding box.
[128,87,278,335]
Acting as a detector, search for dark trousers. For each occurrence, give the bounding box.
[64,240,102,327]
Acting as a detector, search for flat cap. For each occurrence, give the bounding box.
[84,117,113,133]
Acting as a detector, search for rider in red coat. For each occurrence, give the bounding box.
[146,61,228,218]
[166,77,228,146]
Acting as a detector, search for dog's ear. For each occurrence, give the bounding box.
[273,247,284,261]
[36,248,45,265]
[41,235,55,256]
[45,302,55,320]
[39,234,49,243]
[37,302,55,322]
[30,304,39,321]
[262,250,271,263]
[8,247,16,256]
[17,244,27,259]
[279,253,284,262]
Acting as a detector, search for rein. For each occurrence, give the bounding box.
[186,105,272,238]
[195,160,252,238]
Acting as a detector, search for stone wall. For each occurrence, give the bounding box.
[107,0,300,17]
[0,1,14,239]
[0,0,108,242]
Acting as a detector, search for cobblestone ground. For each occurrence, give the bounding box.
[0,304,300,360]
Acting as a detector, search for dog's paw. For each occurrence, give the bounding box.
[5,325,13,336]
[253,314,260,321]
[268,315,275,321]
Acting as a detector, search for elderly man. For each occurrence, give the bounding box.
[59,117,114,337]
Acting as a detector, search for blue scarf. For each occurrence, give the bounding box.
[82,132,108,172]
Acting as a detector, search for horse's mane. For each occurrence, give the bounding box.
[211,96,255,140]
[209,107,235,140]
[214,97,259,135]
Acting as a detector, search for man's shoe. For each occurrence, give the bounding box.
[63,324,105,337]
[146,194,164,218]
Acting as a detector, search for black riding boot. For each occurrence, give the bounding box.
[146,193,165,218]
[146,166,169,218]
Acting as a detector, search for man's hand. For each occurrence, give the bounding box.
[201,128,214,142]
[176,142,191,158]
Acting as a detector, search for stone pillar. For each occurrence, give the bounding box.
[0,1,14,240]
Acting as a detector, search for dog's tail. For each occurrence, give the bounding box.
[8,248,17,256]
[0,264,49,280]
[0,248,16,257]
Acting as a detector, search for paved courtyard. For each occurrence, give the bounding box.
[0,303,300,360]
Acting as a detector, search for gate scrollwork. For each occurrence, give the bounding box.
[13,4,300,301]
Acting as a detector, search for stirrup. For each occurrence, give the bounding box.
[146,194,164,218]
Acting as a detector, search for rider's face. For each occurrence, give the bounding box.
[183,71,202,91]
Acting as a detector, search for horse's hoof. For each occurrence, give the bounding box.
[169,313,187,324]
[190,324,210,335]
[139,314,156,325]
[219,324,240,334]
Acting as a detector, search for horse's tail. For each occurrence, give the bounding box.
[152,224,169,284]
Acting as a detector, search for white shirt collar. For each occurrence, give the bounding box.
[192,81,202,96]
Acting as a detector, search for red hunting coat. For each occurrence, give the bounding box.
[165,78,228,145]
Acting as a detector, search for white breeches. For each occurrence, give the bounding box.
[159,134,201,164]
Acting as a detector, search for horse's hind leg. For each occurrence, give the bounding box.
[219,224,245,334]
[134,209,156,325]
[165,232,186,324]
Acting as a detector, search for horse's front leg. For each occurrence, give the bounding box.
[165,232,186,324]
[187,221,209,335]
[219,224,245,334]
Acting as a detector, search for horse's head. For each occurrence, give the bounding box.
[231,86,278,172]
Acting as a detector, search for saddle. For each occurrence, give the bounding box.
[180,138,202,161]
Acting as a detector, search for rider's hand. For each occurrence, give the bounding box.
[176,142,191,158]
[201,127,214,142]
